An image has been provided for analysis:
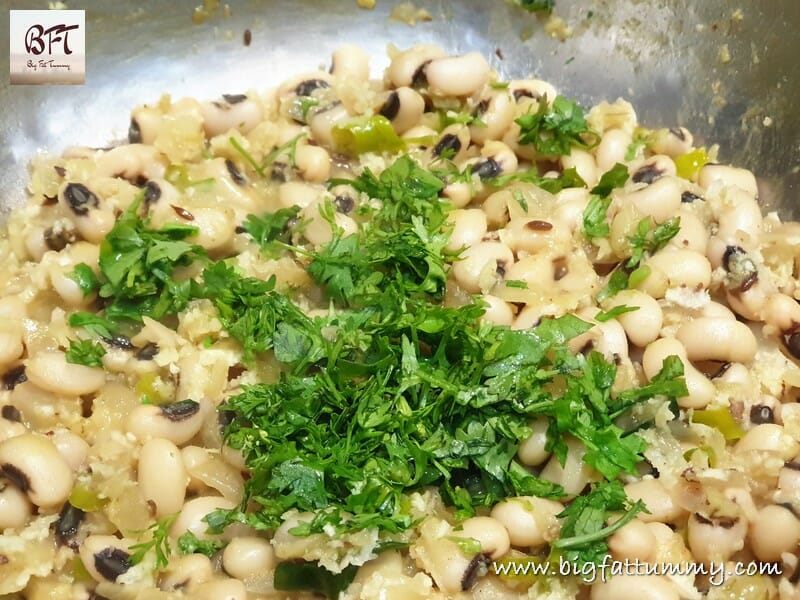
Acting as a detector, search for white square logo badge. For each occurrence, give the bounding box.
[9,10,85,84]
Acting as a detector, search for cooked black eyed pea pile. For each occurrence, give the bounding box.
[0,44,799,600]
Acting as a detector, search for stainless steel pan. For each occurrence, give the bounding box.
[1,0,798,217]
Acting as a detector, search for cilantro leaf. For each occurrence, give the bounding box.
[552,480,649,568]
[273,562,358,599]
[516,95,599,156]
[65,339,106,368]
[177,531,224,558]
[590,163,629,197]
[128,514,178,570]
[242,206,300,255]
[67,263,100,297]
[595,305,639,322]
[513,0,555,12]
[97,196,205,323]
[582,196,612,238]
[68,312,117,339]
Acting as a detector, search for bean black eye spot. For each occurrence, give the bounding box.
[749,404,774,424]
[160,399,201,422]
[222,93,247,104]
[128,119,142,144]
[681,191,703,203]
[473,158,502,180]
[226,159,248,186]
[93,547,132,581]
[632,164,664,184]
[334,195,354,214]
[379,92,401,121]
[143,180,161,205]
[294,79,329,97]
[64,183,99,216]
[433,134,461,158]
[1,405,21,422]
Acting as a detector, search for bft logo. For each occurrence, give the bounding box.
[10,10,85,84]
[25,23,80,56]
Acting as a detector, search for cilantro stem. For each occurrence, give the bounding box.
[229,137,266,178]
[552,500,647,550]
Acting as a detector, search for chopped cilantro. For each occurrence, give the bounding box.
[128,514,178,570]
[65,339,106,368]
[67,263,100,297]
[177,531,225,558]
[552,480,649,567]
[506,280,529,289]
[590,163,629,197]
[513,0,555,12]
[97,196,205,323]
[595,305,639,322]
[516,95,599,156]
[273,561,358,600]
[582,196,612,238]
[241,206,300,256]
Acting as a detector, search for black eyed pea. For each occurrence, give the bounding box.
[763,293,800,333]
[623,176,683,224]
[607,517,656,562]
[295,143,331,184]
[749,505,800,563]
[595,128,632,172]
[479,295,515,327]
[432,125,470,162]
[778,463,800,494]
[451,516,511,560]
[127,398,209,446]
[379,87,425,135]
[540,435,599,497]
[79,535,134,583]
[630,154,677,185]
[200,97,263,137]
[452,241,514,294]
[309,103,351,147]
[170,495,237,542]
[190,579,248,600]
[650,127,694,157]
[517,417,550,467]
[469,91,515,144]
[570,307,630,363]
[590,574,679,600]
[687,512,747,563]
[0,323,24,369]
[445,209,488,254]
[413,533,476,594]
[181,445,244,504]
[278,181,322,210]
[0,296,27,320]
[675,317,757,363]
[698,164,758,197]
[301,199,358,246]
[221,444,247,471]
[512,304,558,331]
[47,427,89,472]
[601,289,663,348]
[0,478,33,530]
[480,141,518,177]
[623,478,685,524]
[222,536,276,579]
[490,496,564,547]
[74,205,117,245]
[642,337,714,409]
[442,181,474,209]
[94,144,168,181]
[188,207,238,252]
[26,351,106,396]
[508,79,558,105]
[331,44,370,81]
[0,433,74,508]
[554,188,591,232]
[700,301,737,321]
[725,279,772,323]
[49,242,101,307]
[386,44,447,88]
[481,189,515,228]
[667,209,708,252]
[716,189,763,241]
[499,217,569,255]
[735,424,800,459]
[130,104,162,145]
[425,52,490,97]
[561,149,598,187]
[639,248,712,298]
[138,438,187,518]
[503,255,555,290]
[160,554,214,591]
